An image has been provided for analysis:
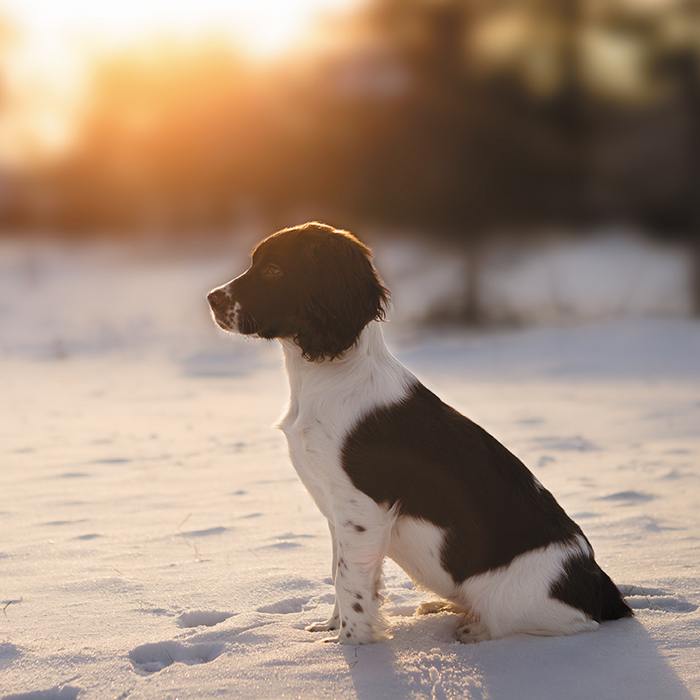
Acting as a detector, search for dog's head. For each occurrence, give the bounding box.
[208,222,389,361]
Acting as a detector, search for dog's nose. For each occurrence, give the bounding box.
[208,288,228,307]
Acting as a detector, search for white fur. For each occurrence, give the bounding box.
[276,322,599,644]
[458,535,600,641]
[277,322,414,516]
[277,322,414,643]
[388,518,459,600]
[208,282,241,333]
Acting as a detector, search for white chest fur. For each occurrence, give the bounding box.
[276,322,414,520]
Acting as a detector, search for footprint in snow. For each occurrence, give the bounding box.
[177,610,235,628]
[3,685,81,700]
[530,435,600,452]
[135,606,171,617]
[0,641,22,667]
[619,586,698,613]
[263,541,302,550]
[415,649,487,700]
[517,417,545,426]
[262,533,314,550]
[257,597,308,614]
[129,641,222,674]
[596,491,656,505]
[177,526,229,538]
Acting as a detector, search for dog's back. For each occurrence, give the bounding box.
[343,379,632,640]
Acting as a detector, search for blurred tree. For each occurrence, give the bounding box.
[46,39,263,232]
[0,15,18,223]
[316,0,597,234]
[657,46,700,313]
[7,0,700,318]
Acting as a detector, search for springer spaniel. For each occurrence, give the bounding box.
[208,222,632,644]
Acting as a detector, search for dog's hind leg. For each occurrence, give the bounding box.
[456,617,493,643]
[417,600,467,616]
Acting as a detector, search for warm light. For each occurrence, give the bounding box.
[0,0,359,165]
[2,0,359,58]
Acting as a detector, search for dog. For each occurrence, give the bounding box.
[207,221,633,644]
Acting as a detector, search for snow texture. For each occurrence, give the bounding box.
[1,234,699,699]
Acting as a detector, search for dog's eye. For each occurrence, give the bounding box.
[265,264,282,277]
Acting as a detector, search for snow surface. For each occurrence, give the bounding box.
[372,230,693,325]
[1,235,700,699]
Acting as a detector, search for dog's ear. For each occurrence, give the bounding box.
[295,232,389,361]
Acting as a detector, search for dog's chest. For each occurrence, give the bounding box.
[277,327,416,517]
[279,404,351,519]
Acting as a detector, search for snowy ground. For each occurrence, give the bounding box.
[1,234,700,700]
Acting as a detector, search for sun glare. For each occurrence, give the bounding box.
[3,0,358,57]
[0,0,358,164]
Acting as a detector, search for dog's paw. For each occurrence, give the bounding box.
[456,620,491,644]
[321,628,377,645]
[416,600,466,616]
[318,616,385,645]
[306,616,340,633]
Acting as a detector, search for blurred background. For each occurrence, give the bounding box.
[1,0,700,329]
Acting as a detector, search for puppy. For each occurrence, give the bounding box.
[208,222,632,644]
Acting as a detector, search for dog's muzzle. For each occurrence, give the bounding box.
[207,286,236,332]
[207,287,228,310]
[207,282,260,335]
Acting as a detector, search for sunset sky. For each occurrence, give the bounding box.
[0,0,358,162]
[2,0,358,59]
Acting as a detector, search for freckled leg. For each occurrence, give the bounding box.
[323,517,391,645]
[307,520,340,632]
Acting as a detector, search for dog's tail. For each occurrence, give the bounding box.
[551,553,634,621]
[600,569,634,620]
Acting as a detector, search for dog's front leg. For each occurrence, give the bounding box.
[306,519,341,632]
[324,514,391,645]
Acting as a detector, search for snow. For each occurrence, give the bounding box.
[372,229,693,324]
[1,234,699,699]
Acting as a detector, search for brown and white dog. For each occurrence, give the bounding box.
[207,221,632,644]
